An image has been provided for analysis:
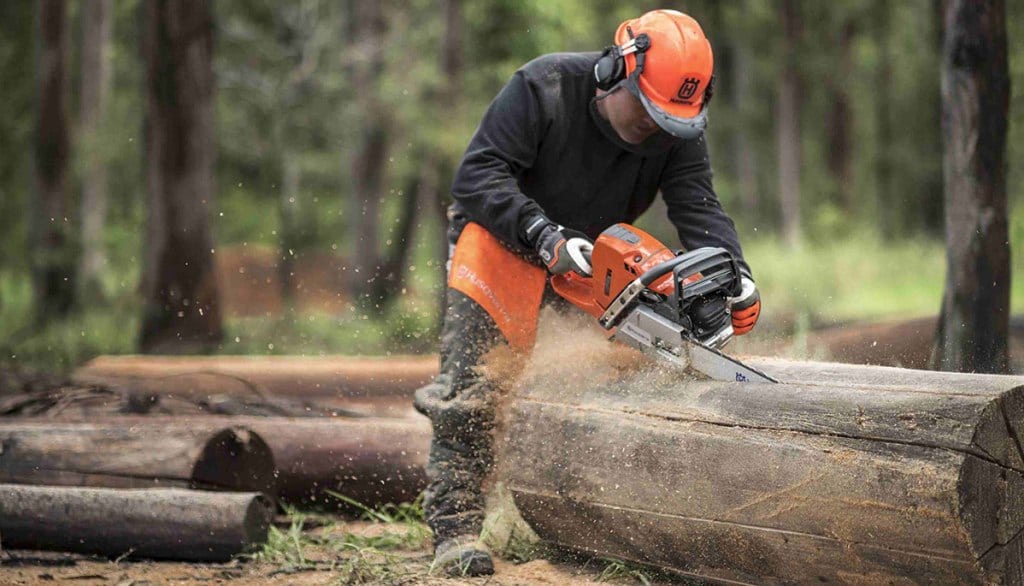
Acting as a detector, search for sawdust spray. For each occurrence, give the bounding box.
[476,306,647,554]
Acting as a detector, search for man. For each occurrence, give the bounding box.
[413,9,761,576]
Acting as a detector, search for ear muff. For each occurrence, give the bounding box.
[593,46,625,91]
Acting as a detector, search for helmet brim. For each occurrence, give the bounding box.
[626,76,707,139]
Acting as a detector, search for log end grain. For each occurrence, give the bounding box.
[191,427,277,500]
[959,385,1024,579]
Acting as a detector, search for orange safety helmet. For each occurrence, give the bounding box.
[594,9,715,139]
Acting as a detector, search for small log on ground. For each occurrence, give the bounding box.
[47,415,431,508]
[73,355,437,400]
[240,416,430,507]
[503,356,1024,584]
[0,421,276,497]
[0,484,271,561]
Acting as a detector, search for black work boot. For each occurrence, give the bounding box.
[431,535,495,577]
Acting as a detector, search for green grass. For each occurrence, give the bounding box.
[225,304,437,357]
[0,273,140,371]
[325,490,431,550]
[0,268,438,372]
[596,557,653,584]
[744,235,1024,326]
[251,497,430,582]
[253,507,315,570]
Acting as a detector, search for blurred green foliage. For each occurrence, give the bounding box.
[0,0,1021,370]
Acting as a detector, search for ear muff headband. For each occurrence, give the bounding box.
[593,32,648,91]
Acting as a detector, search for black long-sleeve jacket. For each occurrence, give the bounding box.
[450,52,750,276]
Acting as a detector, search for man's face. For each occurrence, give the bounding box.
[600,87,662,144]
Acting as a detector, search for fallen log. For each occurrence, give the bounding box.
[44,415,431,508]
[502,356,1024,584]
[0,421,276,497]
[0,484,271,561]
[240,416,430,507]
[73,355,437,400]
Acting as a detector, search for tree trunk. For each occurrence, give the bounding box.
[875,0,896,239]
[827,19,856,214]
[369,175,420,313]
[433,0,465,318]
[278,152,301,307]
[0,421,276,496]
[139,0,223,354]
[32,0,75,322]
[730,33,759,217]
[0,485,271,561]
[346,1,389,306]
[931,0,1010,374]
[501,354,1024,583]
[776,0,802,248]
[77,0,113,303]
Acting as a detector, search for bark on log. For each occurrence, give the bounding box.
[73,355,436,403]
[43,415,430,508]
[240,416,430,507]
[502,356,1024,584]
[0,484,271,561]
[0,421,275,497]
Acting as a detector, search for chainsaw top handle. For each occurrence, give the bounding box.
[637,247,741,296]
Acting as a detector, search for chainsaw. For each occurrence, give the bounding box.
[551,223,777,383]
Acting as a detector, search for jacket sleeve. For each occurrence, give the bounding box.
[450,70,547,252]
[659,137,753,279]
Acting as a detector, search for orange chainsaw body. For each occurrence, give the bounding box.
[551,223,694,318]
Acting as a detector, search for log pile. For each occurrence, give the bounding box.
[502,355,1024,584]
[0,357,434,561]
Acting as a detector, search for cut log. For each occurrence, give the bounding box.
[41,415,431,508]
[74,355,437,399]
[0,421,276,497]
[239,416,430,507]
[501,356,1024,584]
[0,484,271,561]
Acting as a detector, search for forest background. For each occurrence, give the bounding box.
[0,0,1021,372]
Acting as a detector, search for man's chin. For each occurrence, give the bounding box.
[618,132,646,145]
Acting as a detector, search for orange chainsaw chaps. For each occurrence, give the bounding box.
[448,222,547,351]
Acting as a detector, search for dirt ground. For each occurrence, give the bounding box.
[0,520,648,586]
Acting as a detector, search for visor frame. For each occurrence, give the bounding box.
[624,73,707,140]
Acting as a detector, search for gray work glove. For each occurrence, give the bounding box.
[522,214,593,276]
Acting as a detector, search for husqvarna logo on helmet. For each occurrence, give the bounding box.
[676,77,701,101]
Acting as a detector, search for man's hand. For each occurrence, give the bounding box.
[523,214,594,276]
[730,276,760,335]
[535,224,593,276]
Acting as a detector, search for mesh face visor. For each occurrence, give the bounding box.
[624,74,708,140]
